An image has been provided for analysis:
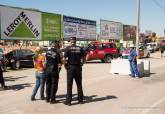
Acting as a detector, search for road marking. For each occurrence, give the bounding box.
[140,96,165,114]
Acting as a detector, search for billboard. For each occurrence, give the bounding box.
[100,20,122,40]
[63,16,96,40]
[42,12,61,41]
[0,5,62,41]
[0,6,42,40]
[123,25,136,41]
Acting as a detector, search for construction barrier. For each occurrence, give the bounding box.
[110,58,150,76]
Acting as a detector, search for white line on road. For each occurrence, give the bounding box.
[140,96,165,114]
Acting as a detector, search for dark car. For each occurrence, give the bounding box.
[5,49,35,69]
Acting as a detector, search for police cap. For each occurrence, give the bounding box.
[51,41,58,47]
[69,37,76,41]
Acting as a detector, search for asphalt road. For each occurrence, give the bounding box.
[0,52,165,114]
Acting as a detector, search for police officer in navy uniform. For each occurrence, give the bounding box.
[45,41,62,104]
[64,37,85,106]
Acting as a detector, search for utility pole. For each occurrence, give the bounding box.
[136,0,140,53]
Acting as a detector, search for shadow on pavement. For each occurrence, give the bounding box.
[148,73,156,76]
[139,73,156,78]
[6,83,32,91]
[4,76,28,82]
[71,95,118,105]
[54,94,117,105]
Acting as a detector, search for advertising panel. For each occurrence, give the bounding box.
[0,5,62,41]
[100,20,122,40]
[63,16,96,40]
[123,25,136,41]
[42,12,61,41]
[0,6,41,40]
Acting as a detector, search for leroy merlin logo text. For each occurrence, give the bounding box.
[4,11,40,37]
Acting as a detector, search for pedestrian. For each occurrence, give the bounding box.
[160,44,164,58]
[31,47,46,101]
[64,37,85,106]
[128,44,139,78]
[0,44,7,89]
[45,42,62,104]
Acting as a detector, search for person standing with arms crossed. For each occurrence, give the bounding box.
[64,37,85,106]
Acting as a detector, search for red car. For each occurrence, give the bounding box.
[84,42,119,63]
[121,46,150,59]
[160,40,165,45]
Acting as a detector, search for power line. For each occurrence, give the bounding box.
[152,0,165,11]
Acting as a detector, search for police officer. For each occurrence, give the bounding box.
[64,37,85,106]
[45,42,62,104]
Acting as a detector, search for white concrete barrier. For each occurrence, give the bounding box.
[137,60,144,76]
[138,59,150,75]
[110,59,150,76]
[110,59,131,75]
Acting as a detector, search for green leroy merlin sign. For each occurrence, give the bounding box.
[0,5,62,40]
[42,13,61,41]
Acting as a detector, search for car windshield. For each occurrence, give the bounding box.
[146,43,153,46]
[139,46,143,50]
[87,44,96,50]
[42,48,48,52]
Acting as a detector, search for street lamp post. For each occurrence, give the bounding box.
[136,0,140,53]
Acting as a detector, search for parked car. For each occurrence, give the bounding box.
[159,40,165,51]
[4,49,35,69]
[138,45,150,58]
[122,45,150,59]
[145,42,158,52]
[160,40,165,46]
[84,42,119,63]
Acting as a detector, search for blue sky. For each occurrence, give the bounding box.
[1,0,165,36]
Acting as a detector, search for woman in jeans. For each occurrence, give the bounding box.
[31,47,46,101]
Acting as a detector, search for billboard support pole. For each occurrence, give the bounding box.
[136,0,140,53]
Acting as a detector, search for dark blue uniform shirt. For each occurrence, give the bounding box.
[64,45,84,65]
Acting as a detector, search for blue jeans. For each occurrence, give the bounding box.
[32,71,46,98]
[130,61,139,77]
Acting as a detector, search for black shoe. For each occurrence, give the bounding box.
[31,97,35,101]
[64,102,71,106]
[50,100,58,104]
[78,101,84,104]
[2,85,8,89]
[41,97,45,100]
[46,99,50,103]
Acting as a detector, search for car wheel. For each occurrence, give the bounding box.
[101,59,105,63]
[12,60,20,70]
[1,65,7,72]
[104,55,112,63]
